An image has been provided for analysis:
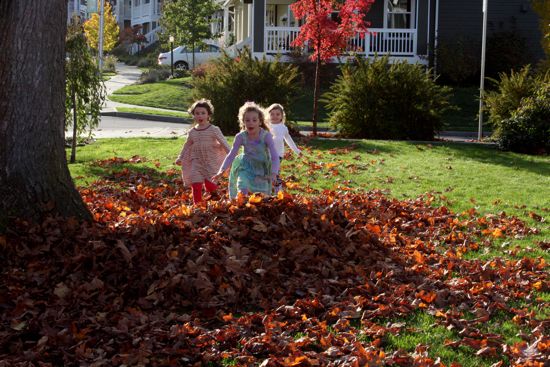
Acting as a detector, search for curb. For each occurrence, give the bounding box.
[101,111,191,124]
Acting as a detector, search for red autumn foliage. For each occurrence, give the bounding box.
[290,0,374,62]
[0,157,548,366]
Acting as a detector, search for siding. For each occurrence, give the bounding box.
[437,0,544,63]
[365,0,384,28]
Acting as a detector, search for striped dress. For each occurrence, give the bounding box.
[178,124,230,186]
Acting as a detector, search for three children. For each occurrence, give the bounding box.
[176,100,299,204]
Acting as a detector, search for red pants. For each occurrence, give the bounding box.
[191,180,217,204]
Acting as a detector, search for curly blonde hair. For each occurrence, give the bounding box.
[238,101,269,131]
[188,99,214,124]
[266,103,286,125]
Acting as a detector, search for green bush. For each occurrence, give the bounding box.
[488,70,550,154]
[102,55,117,73]
[191,48,302,134]
[139,66,172,84]
[484,66,545,126]
[323,56,453,140]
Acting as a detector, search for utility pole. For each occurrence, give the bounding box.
[98,0,105,71]
[478,0,488,141]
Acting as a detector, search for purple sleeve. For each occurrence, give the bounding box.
[218,133,243,173]
[265,132,280,174]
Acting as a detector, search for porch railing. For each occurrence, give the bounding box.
[265,27,417,57]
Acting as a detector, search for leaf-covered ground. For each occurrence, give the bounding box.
[1,157,548,366]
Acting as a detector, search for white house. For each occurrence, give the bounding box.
[67,0,90,23]
[217,0,544,67]
[220,0,430,64]
[128,0,163,46]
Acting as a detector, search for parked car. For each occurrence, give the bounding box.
[158,42,221,70]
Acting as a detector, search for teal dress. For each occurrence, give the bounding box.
[221,129,279,199]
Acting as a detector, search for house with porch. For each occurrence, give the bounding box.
[219,0,544,67]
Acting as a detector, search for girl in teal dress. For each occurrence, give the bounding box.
[212,102,280,199]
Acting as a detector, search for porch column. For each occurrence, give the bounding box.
[223,6,229,44]
[253,0,265,53]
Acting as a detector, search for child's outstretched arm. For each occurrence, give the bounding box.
[265,132,281,178]
[283,126,301,155]
[175,133,193,165]
[212,133,243,181]
[213,126,231,153]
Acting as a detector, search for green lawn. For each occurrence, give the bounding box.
[116,106,191,119]
[442,86,491,132]
[108,77,194,111]
[67,137,549,366]
[101,71,117,81]
[69,138,549,220]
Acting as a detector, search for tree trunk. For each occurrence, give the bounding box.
[312,50,321,136]
[71,86,78,164]
[0,1,92,226]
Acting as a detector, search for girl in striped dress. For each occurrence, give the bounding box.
[175,99,230,204]
[212,102,280,199]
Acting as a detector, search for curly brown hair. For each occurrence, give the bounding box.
[188,98,214,118]
[238,101,269,131]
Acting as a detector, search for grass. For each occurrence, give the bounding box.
[442,86,492,132]
[68,138,549,222]
[67,137,549,366]
[384,313,503,367]
[108,77,194,111]
[116,107,190,119]
[102,71,117,81]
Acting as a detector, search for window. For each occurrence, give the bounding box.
[266,4,276,26]
[144,0,150,3]
[385,0,414,29]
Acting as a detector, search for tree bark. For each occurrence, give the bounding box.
[0,1,92,227]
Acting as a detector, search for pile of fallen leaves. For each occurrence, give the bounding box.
[1,164,548,366]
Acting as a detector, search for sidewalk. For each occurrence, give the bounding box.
[102,63,189,118]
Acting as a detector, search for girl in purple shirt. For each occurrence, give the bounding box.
[212,102,280,199]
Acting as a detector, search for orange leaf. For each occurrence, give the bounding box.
[248,193,263,204]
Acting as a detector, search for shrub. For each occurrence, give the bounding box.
[487,68,550,154]
[323,56,453,140]
[192,48,302,134]
[102,55,117,73]
[484,65,541,126]
[139,66,171,84]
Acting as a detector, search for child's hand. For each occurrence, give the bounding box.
[175,158,182,166]
[211,172,222,182]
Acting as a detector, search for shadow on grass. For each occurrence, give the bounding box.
[426,142,550,176]
[83,163,179,186]
[301,138,400,154]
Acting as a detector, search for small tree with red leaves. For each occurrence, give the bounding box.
[290,0,374,135]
